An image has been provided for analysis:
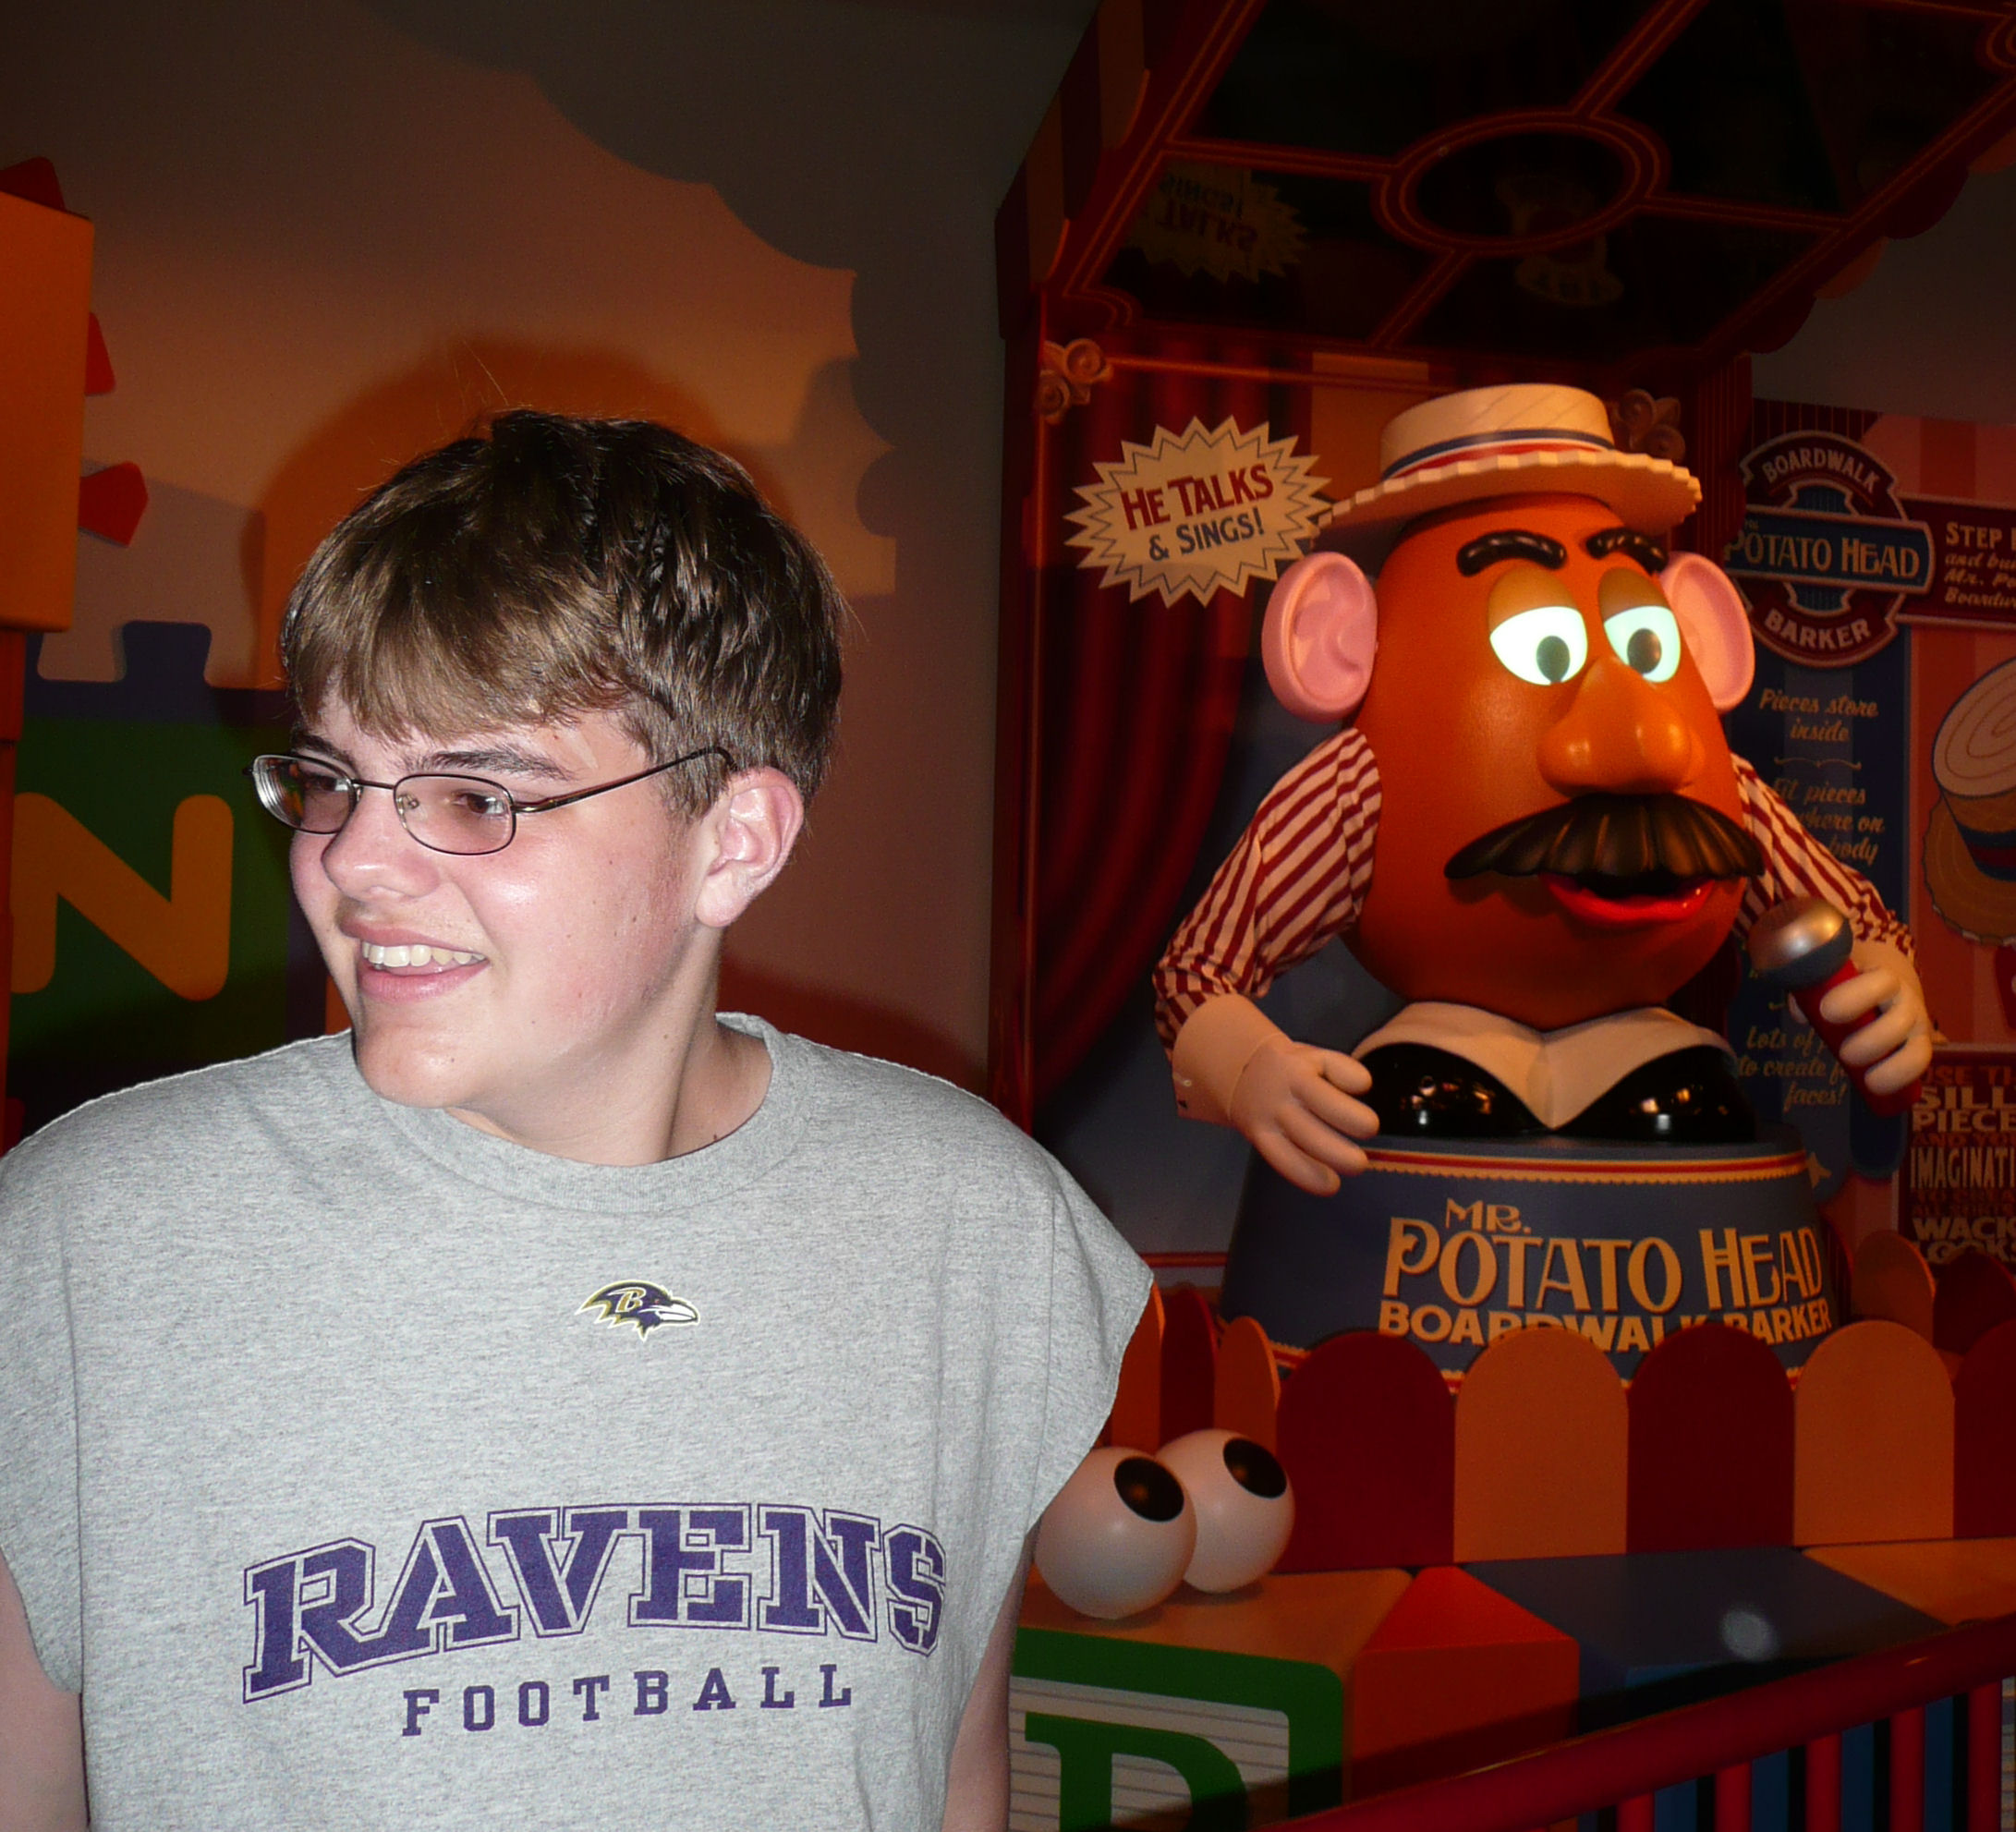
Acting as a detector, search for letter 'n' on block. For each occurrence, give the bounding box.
[1955,1318,2016,1537]
[1454,1327,1625,1560]
[1794,1319,1953,1547]
[11,792,233,999]
[1628,1322,1791,1552]
[1275,1332,1452,1571]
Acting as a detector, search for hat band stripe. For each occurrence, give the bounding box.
[1382,427,1618,481]
[1959,822,2016,880]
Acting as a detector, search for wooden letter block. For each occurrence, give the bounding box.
[1467,1548,1943,1732]
[1805,1537,2016,1626]
[1350,1565,1578,1797]
[1017,1567,1413,1822]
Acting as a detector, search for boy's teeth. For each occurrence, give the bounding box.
[361,943,480,969]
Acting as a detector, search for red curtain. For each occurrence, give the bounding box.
[1028,334,1276,1110]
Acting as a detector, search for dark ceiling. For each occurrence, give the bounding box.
[1008,0,2016,383]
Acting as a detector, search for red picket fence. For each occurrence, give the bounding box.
[1289,1610,2016,1832]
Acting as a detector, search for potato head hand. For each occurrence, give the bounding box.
[1816,938,1934,1098]
[1172,994,1380,1195]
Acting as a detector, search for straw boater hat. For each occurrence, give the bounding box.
[1318,382,1702,569]
[1925,657,2016,943]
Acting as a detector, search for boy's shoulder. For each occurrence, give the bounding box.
[3,1035,358,1193]
[753,1019,1069,1188]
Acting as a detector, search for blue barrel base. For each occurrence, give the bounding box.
[1220,1128,1837,1377]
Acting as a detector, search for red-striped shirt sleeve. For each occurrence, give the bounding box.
[1731,753,1914,961]
[1152,730,1382,1052]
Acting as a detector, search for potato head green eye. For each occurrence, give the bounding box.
[1490,604,1588,685]
[1604,603,1682,681]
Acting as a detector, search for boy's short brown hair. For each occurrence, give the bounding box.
[281,411,844,815]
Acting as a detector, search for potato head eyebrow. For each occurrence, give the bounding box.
[1455,529,1567,576]
[1585,526,1670,571]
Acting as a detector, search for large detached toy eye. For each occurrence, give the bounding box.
[1035,1448,1196,1620]
[1603,604,1682,682]
[1157,1429,1295,1593]
[1489,606,1587,685]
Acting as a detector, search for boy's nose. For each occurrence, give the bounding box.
[312,783,443,897]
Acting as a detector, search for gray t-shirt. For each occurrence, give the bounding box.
[0,1018,1148,1830]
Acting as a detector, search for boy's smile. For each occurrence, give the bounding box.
[290,700,718,1159]
[356,940,485,973]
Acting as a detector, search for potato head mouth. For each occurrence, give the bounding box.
[1536,874,1715,930]
[1446,792,1762,931]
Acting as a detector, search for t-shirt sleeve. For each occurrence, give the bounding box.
[0,1143,84,1692]
[1026,1170,1152,1528]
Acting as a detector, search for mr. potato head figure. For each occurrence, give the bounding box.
[1153,384,1932,1195]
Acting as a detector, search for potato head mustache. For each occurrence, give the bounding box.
[1444,793,1764,893]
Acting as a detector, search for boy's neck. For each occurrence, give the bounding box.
[664,1014,775,1158]
[442,1001,775,1169]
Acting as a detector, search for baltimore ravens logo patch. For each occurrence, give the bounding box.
[580,1281,699,1339]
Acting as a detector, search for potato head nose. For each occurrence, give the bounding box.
[1536,652,1704,795]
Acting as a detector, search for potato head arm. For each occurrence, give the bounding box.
[1730,757,1933,1095]
[1171,992,1378,1194]
[1152,727,1382,1049]
[1153,728,1384,1194]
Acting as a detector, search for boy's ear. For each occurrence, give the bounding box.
[693,770,805,929]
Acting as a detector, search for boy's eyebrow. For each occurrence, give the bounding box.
[419,744,571,783]
[287,735,571,783]
[290,733,354,768]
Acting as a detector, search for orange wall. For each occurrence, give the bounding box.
[1,0,1089,1088]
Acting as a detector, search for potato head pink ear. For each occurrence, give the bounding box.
[1659,552,1755,712]
[1261,551,1378,722]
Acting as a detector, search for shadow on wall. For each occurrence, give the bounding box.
[346,0,1084,711]
[250,338,781,668]
[355,0,1080,538]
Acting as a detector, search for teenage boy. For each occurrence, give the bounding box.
[0,412,1149,1831]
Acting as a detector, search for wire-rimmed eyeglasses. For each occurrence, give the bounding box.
[245,747,730,856]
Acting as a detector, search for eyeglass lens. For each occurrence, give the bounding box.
[253,758,517,855]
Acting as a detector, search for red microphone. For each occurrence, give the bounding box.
[1744,897,1922,1118]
